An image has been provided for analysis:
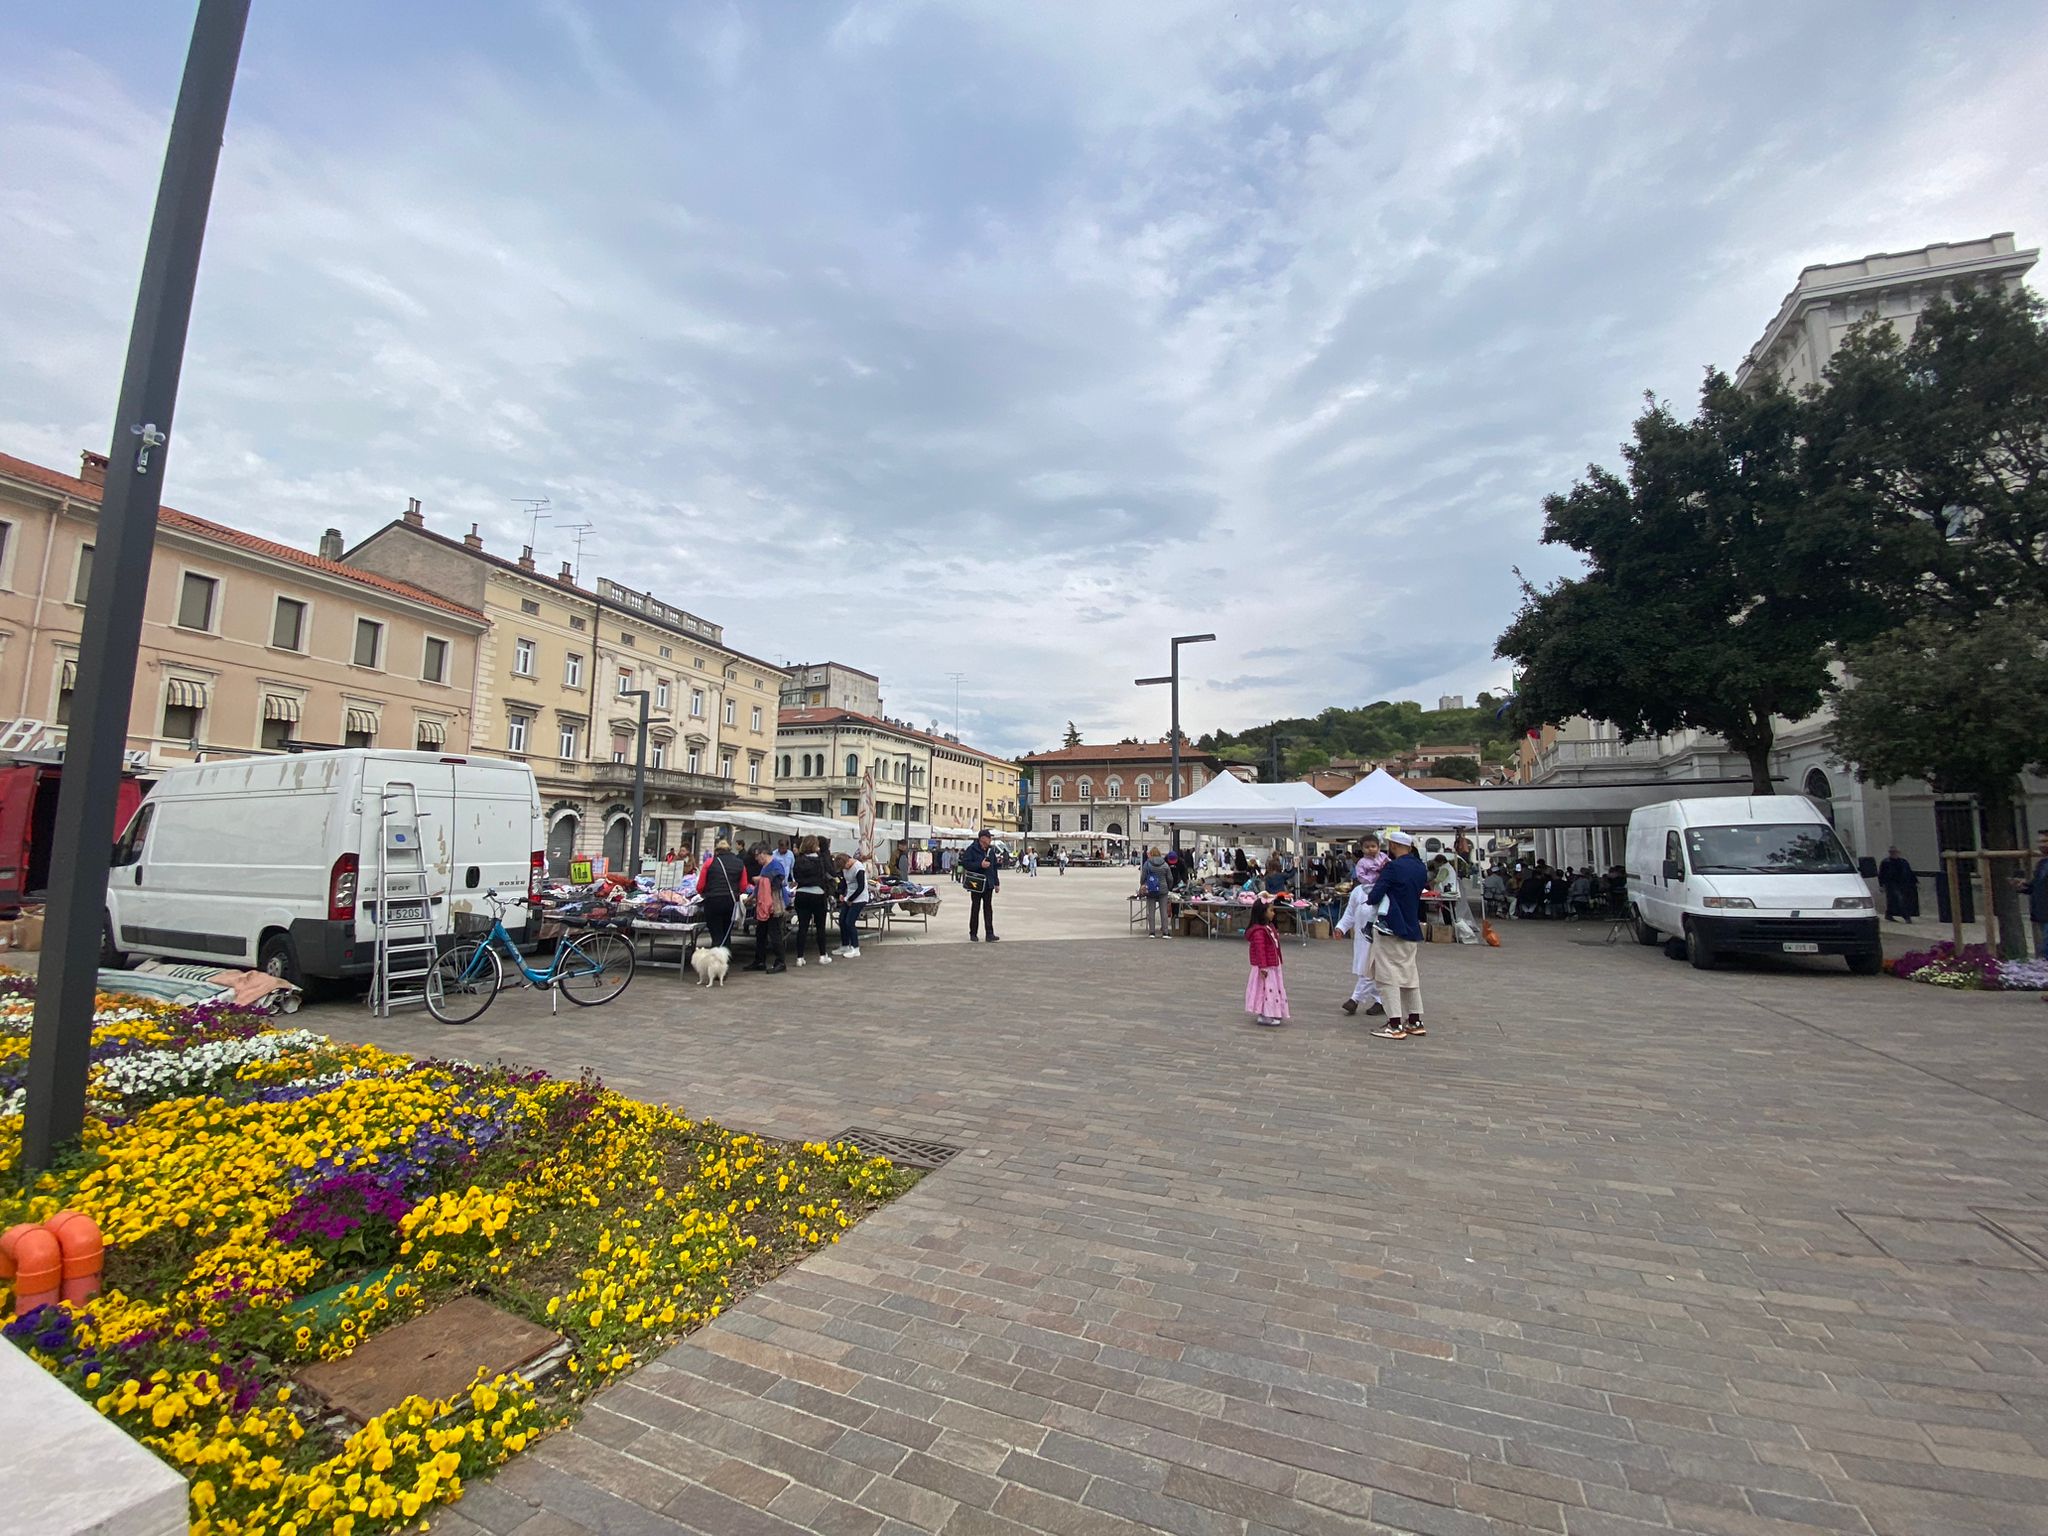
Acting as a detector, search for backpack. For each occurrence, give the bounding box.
[1142,869,1162,896]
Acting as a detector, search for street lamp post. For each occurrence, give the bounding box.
[1136,632,1216,854]
[619,689,670,878]
[22,0,251,1174]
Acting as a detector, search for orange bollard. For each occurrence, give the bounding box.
[0,1224,62,1316]
[44,1212,104,1305]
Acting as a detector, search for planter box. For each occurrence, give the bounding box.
[0,1336,186,1536]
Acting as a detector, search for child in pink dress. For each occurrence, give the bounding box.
[1244,899,1290,1026]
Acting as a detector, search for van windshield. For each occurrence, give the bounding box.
[1684,823,1855,876]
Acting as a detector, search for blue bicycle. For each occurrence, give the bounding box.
[425,890,636,1023]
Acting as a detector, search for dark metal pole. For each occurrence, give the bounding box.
[624,688,651,877]
[1168,652,1182,856]
[22,0,251,1174]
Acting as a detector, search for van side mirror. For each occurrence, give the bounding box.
[1662,857,1684,881]
[1858,855,1878,879]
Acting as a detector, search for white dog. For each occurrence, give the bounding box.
[689,944,731,988]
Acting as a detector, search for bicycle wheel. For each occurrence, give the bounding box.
[557,930,635,1006]
[425,940,503,1024]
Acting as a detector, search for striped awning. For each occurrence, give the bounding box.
[264,694,301,723]
[346,708,379,736]
[165,678,207,710]
[59,659,77,690]
[415,719,446,747]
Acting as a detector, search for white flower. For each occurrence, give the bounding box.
[92,1029,328,1109]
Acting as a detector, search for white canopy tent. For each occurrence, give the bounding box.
[1140,772,1323,833]
[683,807,861,844]
[1296,768,1478,833]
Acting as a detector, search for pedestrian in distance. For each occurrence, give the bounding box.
[1367,829,1428,1038]
[2022,830,2048,959]
[789,836,833,966]
[963,828,1002,941]
[1138,845,1171,938]
[1245,897,1290,1027]
[834,852,868,958]
[1876,846,1919,923]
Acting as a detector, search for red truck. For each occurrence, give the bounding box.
[0,758,149,915]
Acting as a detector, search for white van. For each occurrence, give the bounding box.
[1625,795,1881,974]
[104,749,543,985]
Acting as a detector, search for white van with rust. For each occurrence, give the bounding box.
[103,749,542,985]
[1626,795,1881,974]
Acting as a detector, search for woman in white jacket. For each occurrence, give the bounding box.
[1334,882,1384,1018]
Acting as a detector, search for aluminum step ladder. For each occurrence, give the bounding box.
[369,781,437,1017]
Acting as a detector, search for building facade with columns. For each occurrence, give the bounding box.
[344,512,782,873]
[1525,233,2048,880]
[0,450,483,766]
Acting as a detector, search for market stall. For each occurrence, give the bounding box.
[1139,776,1331,943]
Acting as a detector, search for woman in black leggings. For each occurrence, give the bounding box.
[789,836,833,965]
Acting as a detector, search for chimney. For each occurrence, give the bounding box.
[79,451,108,489]
[559,560,574,582]
[517,545,536,571]
[463,523,484,550]
[318,528,344,560]
[402,496,424,528]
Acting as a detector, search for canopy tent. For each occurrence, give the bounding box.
[1419,778,1762,830]
[1140,772,1325,832]
[1296,768,1478,833]
[683,807,861,844]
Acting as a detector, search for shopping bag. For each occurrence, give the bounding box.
[1452,916,1479,944]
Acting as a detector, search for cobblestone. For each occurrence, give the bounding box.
[338,879,2048,1534]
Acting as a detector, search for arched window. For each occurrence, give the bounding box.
[799,753,811,777]
[845,753,859,777]
[1046,777,1064,803]
[1803,767,1835,824]
[1137,776,1152,800]
[779,754,791,777]
[1078,777,1094,801]
[1105,777,1123,800]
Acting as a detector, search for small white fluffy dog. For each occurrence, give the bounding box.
[689,944,731,987]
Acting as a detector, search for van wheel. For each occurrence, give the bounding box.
[258,932,304,988]
[1847,950,1883,976]
[1686,924,1717,970]
[100,916,126,970]
[1631,908,1659,946]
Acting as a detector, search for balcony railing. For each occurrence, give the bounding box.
[585,761,733,799]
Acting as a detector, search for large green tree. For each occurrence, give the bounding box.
[1830,606,2048,952]
[1498,370,1897,791]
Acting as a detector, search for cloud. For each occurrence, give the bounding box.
[4,1,2048,757]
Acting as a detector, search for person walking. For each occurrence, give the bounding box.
[1876,847,1919,923]
[1334,875,1384,1018]
[2025,830,2048,959]
[1366,829,1427,1039]
[1244,898,1290,1027]
[835,853,869,957]
[962,828,1002,941]
[789,836,833,966]
[745,845,786,973]
[1138,845,1172,938]
[696,838,748,952]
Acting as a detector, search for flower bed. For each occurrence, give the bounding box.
[0,972,915,1535]
[1887,941,2048,990]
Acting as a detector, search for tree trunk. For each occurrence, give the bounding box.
[1978,786,2030,960]
[1738,730,1775,794]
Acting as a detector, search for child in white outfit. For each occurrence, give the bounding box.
[1335,882,1384,1018]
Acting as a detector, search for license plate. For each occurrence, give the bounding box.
[1781,941,1819,954]
[384,901,429,924]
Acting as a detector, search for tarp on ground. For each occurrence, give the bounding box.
[1295,768,1478,832]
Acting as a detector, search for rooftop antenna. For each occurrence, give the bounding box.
[514,497,551,547]
[946,671,966,738]
[562,519,595,580]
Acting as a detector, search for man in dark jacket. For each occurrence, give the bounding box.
[2027,830,2048,958]
[1876,847,1919,922]
[1365,829,1429,1039]
[962,829,1001,941]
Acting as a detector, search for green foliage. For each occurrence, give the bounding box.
[1497,370,1896,790]
[1432,756,1483,783]
[1200,700,1510,778]
[1062,721,1082,748]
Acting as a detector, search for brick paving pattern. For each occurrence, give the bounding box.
[340,897,2048,1535]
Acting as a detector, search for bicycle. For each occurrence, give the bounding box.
[424,890,636,1024]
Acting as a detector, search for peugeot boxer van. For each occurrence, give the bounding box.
[1625,795,1881,973]
[103,749,543,985]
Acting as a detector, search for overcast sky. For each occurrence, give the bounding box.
[4,3,2046,755]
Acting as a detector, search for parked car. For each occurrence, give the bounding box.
[104,748,543,986]
[1625,795,1881,974]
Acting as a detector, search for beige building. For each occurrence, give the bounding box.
[0,450,482,765]
[344,511,782,873]
[775,708,1021,838]
[779,661,880,716]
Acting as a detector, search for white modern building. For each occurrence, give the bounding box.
[1527,235,2048,899]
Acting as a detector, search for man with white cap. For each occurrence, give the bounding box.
[1365,828,1429,1038]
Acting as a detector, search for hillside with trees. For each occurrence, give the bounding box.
[1196,697,1514,778]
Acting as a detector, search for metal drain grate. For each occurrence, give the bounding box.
[836,1126,963,1170]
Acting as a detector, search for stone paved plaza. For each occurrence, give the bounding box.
[331,872,2048,1535]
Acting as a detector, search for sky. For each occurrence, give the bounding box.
[4,2,2047,757]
